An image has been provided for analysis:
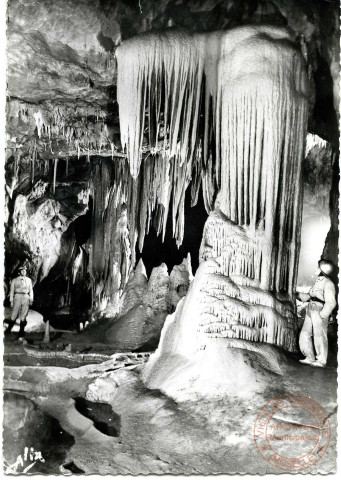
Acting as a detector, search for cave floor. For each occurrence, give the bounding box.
[3,345,337,475]
[3,331,152,368]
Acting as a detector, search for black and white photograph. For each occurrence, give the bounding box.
[1,0,339,475]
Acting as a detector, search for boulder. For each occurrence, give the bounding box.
[4,307,46,333]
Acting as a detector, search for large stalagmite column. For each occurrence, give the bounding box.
[117,25,308,396]
[196,31,308,352]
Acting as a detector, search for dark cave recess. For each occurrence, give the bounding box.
[137,188,208,276]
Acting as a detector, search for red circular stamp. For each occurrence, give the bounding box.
[254,394,331,472]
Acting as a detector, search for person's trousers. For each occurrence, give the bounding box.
[6,293,30,336]
[299,302,328,365]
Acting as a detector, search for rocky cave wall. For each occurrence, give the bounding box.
[5,0,339,328]
[297,135,335,286]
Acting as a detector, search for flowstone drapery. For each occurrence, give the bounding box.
[89,155,193,308]
[116,24,308,367]
[197,212,297,351]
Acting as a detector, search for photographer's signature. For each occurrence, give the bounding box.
[3,447,45,474]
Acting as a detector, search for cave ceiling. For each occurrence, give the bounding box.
[6,0,340,169]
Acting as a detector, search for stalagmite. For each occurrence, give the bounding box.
[129,24,309,397]
[42,320,50,344]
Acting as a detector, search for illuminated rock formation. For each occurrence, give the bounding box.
[116,25,308,299]
[112,25,310,395]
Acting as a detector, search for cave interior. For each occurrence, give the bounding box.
[2,0,339,475]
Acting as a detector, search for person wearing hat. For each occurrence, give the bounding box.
[298,259,337,367]
[6,266,34,340]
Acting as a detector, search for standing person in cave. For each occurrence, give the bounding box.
[6,266,34,341]
[298,259,337,368]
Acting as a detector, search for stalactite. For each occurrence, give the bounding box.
[89,151,196,306]
[117,26,307,266]
[30,141,37,185]
[80,25,309,347]
[124,26,308,358]
[52,158,58,194]
[33,111,44,138]
[19,101,113,161]
[116,30,208,179]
